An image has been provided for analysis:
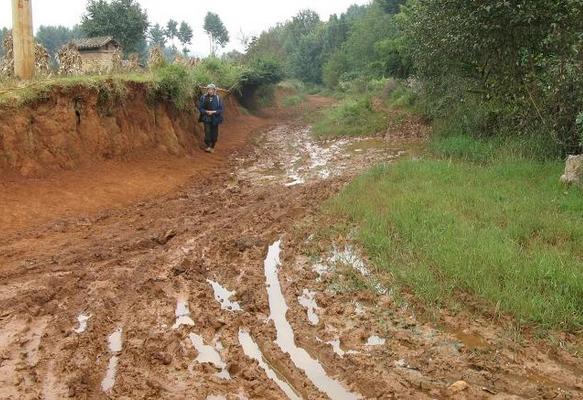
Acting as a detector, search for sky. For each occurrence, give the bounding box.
[0,0,370,56]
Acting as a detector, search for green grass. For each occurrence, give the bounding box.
[0,58,245,109]
[282,94,306,108]
[312,96,386,138]
[329,159,583,331]
[0,73,150,107]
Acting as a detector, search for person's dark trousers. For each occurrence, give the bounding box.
[204,123,220,149]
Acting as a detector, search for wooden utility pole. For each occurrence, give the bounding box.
[11,0,34,80]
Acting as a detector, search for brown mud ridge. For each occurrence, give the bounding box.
[1,103,583,399]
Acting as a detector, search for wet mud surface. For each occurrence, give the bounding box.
[0,120,582,399]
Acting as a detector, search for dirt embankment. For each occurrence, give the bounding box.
[0,82,243,178]
[0,83,270,234]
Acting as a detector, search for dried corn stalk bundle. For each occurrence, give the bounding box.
[173,54,187,66]
[174,55,200,68]
[0,32,14,77]
[111,48,122,72]
[34,42,50,76]
[57,43,83,76]
[127,53,140,71]
[189,57,200,67]
[148,46,164,70]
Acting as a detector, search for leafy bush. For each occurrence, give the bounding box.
[152,64,193,109]
[241,56,285,87]
[190,57,244,91]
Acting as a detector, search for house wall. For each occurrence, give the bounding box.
[80,51,115,73]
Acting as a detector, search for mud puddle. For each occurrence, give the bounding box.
[264,240,360,400]
[238,329,302,400]
[73,313,91,334]
[172,300,195,329]
[189,333,230,380]
[101,327,123,392]
[207,279,242,312]
[237,125,418,187]
[297,289,319,325]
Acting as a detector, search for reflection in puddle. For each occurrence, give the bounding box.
[238,329,302,400]
[101,327,123,392]
[189,333,230,380]
[207,279,242,312]
[455,331,488,349]
[298,290,319,325]
[73,313,91,334]
[366,336,386,346]
[264,241,360,400]
[172,300,195,330]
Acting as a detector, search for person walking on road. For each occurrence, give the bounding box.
[198,83,224,153]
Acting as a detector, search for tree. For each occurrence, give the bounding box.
[148,23,167,48]
[166,19,178,41]
[177,21,193,55]
[81,0,149,54]
[203,12,230,56]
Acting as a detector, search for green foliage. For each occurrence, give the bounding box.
[81,0,149,55]
[178,21,194,53]
[330,159,583,330]
[190,58,244,90]
[148,23,167,48]
[400,0,583,154]
[152,64,193,109]
[240,57,284,87]
[204,12,230,56]
[282,94,306,108]
[166,20,178,40]
[312,97,386,138]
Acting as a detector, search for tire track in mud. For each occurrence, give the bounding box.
[0,122,582,399]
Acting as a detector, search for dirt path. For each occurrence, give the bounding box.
[0,113,582,399]
[0,108,267,235]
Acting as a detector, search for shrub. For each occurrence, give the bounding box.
[152,64,193,109]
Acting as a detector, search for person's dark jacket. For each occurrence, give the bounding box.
[198,94,224,125]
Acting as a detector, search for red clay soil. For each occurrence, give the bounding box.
[0,113,581,400]
[0,85,270,234]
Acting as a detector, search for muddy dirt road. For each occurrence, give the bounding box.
[1,115,582,399]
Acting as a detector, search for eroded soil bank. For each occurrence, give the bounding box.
[0,106,582,399]
[0,82,233,178]
[0,83,268,234]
